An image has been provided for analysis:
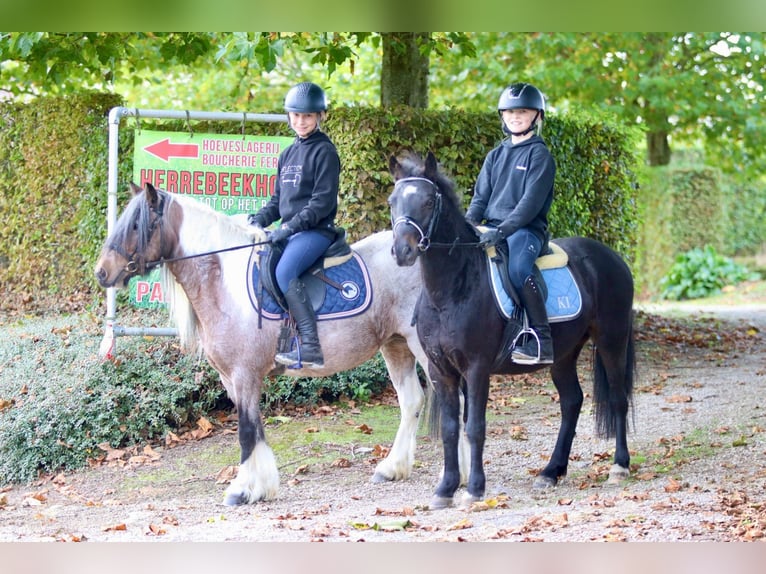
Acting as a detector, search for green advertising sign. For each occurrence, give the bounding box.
[128,129,293,308]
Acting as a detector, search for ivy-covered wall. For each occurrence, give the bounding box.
[0,93,643,311]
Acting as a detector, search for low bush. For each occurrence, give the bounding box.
[659,245,761,301]
[0,313,393,484]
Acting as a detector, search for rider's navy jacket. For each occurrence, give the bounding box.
[251,130,340,236]
[465,134,555,245]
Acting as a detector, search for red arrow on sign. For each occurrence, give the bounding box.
[143,139,199,162]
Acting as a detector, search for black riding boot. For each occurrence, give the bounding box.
[275,278,324,368]
[512,275,554,365]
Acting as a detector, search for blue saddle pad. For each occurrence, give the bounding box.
[246,249,373,321]
[488,257,582,323]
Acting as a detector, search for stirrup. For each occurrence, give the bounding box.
[511,330,552,365]
[275,347,324,369]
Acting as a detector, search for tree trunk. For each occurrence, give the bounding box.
[646,130,671,166]
[380,33,430,108]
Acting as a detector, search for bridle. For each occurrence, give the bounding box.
[391,176,480,253]
[391,177,443,252]
[106,193,168,276]
[110,191,268,276]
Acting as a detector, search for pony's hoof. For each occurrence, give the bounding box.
[606,464,630,485]
[533,475,557,489]
[460,493,483,509]
[222,491,249,506]
[429,495,454,510]
[371,472,393,484]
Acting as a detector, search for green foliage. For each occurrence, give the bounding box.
[722,180,766,256]
[0,92,126,307]
[0,310,405,484]
[0,315,225,483]
[659,245,760,301]
[261,353,391,411]
[635,163,765,297]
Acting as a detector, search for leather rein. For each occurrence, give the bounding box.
[113,193,269,276]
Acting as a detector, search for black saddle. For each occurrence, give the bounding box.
[258,226,352,313]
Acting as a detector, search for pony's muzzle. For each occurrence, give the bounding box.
[391,238,419,267]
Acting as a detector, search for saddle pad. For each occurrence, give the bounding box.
[246,249,373,321]
[488,261,582,323]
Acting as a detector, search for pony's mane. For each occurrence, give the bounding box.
[159,191,259,356]
[397,151,463,215]
[169,192,255,244]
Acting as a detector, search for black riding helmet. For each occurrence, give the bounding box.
[497,82,546,137]
[284,82,328,113]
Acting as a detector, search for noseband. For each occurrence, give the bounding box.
[391,177,442,252]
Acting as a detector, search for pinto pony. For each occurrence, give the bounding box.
[95,183,436,505]
[388,152,635,509]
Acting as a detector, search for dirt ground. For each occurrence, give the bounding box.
[1,303,765,543]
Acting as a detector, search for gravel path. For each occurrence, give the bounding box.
[1,303,765,543]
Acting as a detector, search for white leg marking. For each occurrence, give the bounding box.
[225,442,280,504]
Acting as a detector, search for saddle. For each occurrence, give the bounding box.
[478,233,577,370]
[257,226,353,313]
[485,240,568,305]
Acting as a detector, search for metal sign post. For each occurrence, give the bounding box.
[99,107,288,359]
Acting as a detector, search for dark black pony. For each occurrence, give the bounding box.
[388,151,635,509]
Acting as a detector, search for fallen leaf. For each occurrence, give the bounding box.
[215,465,237,484]
[143,445,162,460]
[197,417,214,433]
[103,523,127,532]
[664,477,683,492]
[147,524,167,536]
[666,395,693,403]
[447,518,473,531]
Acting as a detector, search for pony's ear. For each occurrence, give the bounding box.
[144,182,159,206]
[129,182,142,196]
[424,151,439,180]
[388,154,401,179]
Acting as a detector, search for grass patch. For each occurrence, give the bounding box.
[264,403,410,474]
[633,427,726,477]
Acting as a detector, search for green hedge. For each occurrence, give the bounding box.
[0,92,125,307]
[636,165,766,297]
[1,93,643,310]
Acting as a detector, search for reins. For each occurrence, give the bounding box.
[143,240,272,270]
[121,190,272,273]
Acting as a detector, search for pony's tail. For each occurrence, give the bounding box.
[425,376,468,441]
[592,315,636,439]
[162,267,202,357]
[426,382,440,440]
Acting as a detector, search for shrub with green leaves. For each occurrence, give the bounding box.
[0,314,225,483]
[659,245,761,301]
[262,353,392,410]
[0,312,400,484]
